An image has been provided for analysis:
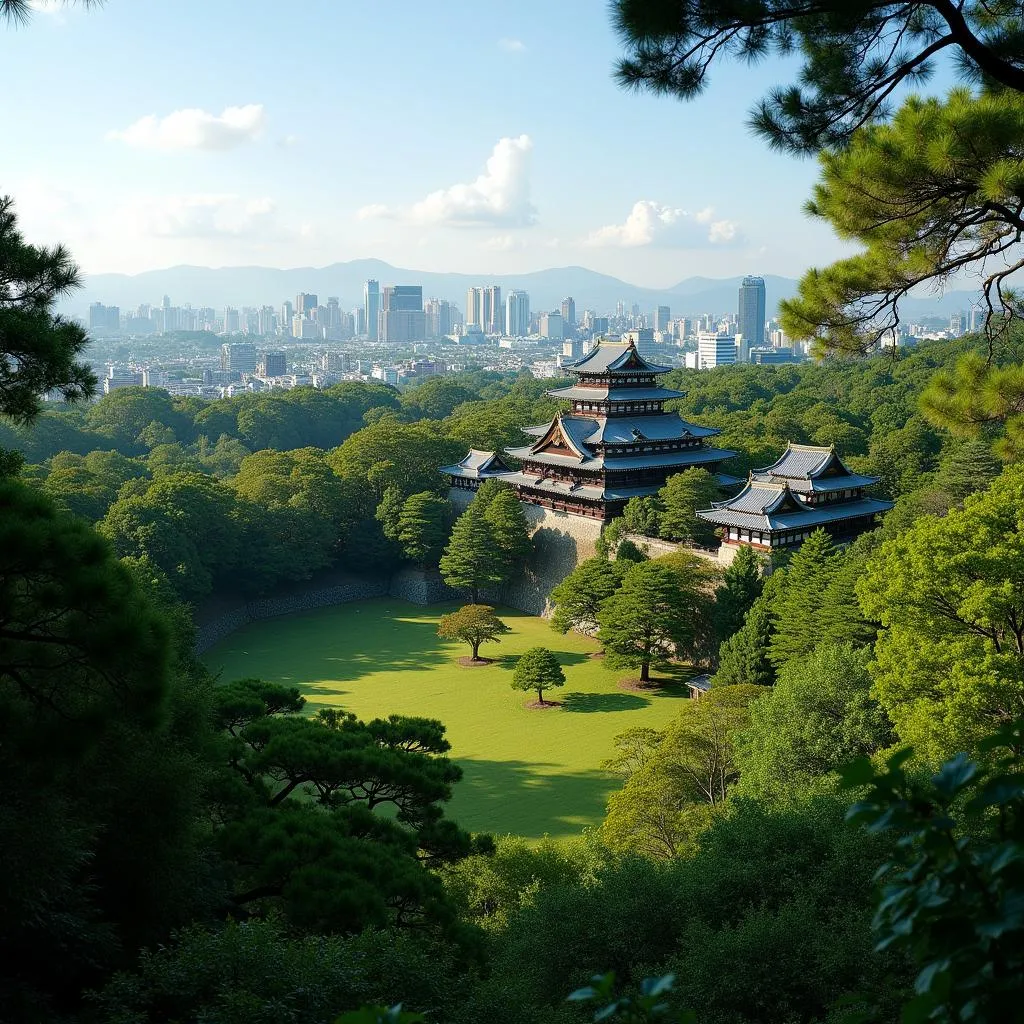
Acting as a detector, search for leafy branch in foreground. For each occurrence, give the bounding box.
[842,717,1024,1024]
[568,972,693,1024]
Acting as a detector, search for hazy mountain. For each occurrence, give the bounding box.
[69,260,979,322]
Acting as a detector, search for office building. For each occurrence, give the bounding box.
[738,276,767,356]
[540,311,564,340]
[291,315,320,340]
[482,285,501,334]
[654,305,671,332]
[321,351,347,373]
[220,342,258,374]
[257,305,276,336]
[466,286,483,329]
[749,346,801,365]
[379,285,425,342]
[697,332,738,368]
[296,292,318,316]
[560,297,576,337]
[505,290,530,337]
[425,298,452,338]
[103,366,141,393]
[591,316,609,336]
[623,327,656,360]
[364,280,380,341]
[88,302,121,332]
[223,307,241,334]
[258,351,287,376]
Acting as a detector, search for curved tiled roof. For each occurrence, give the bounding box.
[586,413,719,444]
[439,449,510,479]
[567,341,671,375]
[752,442,879,492]
[546,385,685,402]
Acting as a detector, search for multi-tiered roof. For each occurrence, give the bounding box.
[697,443,893,549]
[493,340,735,520]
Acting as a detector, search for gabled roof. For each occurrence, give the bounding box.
[585,413,719,444]
[697,478,894,531]
[440,448,511,479]
[567,340,671,376]
[752,442,879,492]
[525,413,598,462]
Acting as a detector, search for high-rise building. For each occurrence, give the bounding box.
[737,276,766,358]
[697,333,738,369]
[466,286,484,328]
[88,302,121,332]
[623,327,656,360]
[505,290,530,337]
[258,350,287,376]
[258,305,277,336]
[560,297,576,336]
[654,305,671,332]
[379,285,425,342]
[592,316,609,336]
[354,306,367,336]
[425,298,452,338]
[224,307,241,334]
[280,301,294,331]
[540,311,564,340]
[296,292,319,316]
[482,285,502,333]
[292,315,320,340]
[364,280,380,341]
[220,342,258,374]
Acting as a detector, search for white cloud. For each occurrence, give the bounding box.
[116,194,284,239]
[358,135,537,228]
[499,37,525,52]
[482,234,528,251]
[586,200,740,248]
[107,104,265,151]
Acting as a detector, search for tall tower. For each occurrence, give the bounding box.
[737,276,766,360]
[505,290,530,337]
[560,297,576,337]
[484,285,502,333]
[654,305,671,332]
[364,280,380,341]
[466,286,483,328]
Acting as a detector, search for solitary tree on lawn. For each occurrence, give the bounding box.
[439,501,505,601]
[437,604,510,664]
[511,646,566,707]
[598,558,711,684]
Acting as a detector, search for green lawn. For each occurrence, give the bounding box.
[202,599,691,839]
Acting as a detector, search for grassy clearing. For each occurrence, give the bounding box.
[202,598,691,839]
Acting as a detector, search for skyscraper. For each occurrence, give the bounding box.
[379,285,425,342]
[425,298,452,338]
[296,292,318,316]
[483,285,502,334]
[560,297,576,337]
[505,290,530,337]
[737,276,766,359]
[466,287,483,328]
[364,280,380,341]
[697,332,738,368]
[654,305,671,332]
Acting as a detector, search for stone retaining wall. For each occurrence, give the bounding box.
[623,532,725,566]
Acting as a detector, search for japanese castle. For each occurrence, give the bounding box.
[441,339,736,521]
[696,443,894,551]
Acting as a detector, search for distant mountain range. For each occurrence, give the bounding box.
[67,259,980,322]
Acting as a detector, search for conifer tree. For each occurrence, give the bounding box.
[375,485,404,541]
[483,488,532,574]
[549,556,623,638]
[511,646,566,706]
[658,467,720,545]
[713,545,764,643]
[439,502,504,602]
[713,601,777,688]
[396,492,451,567]
[768,531,840,669]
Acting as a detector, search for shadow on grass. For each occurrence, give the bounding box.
[451,757,616,839]
[560,691,651,713]
[497,650,592,672]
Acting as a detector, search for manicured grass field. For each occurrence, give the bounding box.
[202,599,691,839]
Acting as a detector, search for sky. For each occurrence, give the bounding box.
[3,0,885,287]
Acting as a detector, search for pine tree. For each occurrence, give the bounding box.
[374,485,404,541]
[713,602,776,688]
[768,530,840,669]
[439,502,505,602]
[549,557,623,637]
[483,488,532,574]
[396,492,451,567]
[659,468,720,545]
[713,545,765,643]
[511,646,566,706]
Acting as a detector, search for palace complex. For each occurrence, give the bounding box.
[441,341,893,552]
[696,444,894,552]
[442,339,737,520]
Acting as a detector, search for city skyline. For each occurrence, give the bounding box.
[2,0,869,286]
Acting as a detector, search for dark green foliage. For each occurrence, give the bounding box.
[549,556,623,637]
[614,537,648,564]
[735,642,894,801]
[844,717,1024,1024]
[396,491,451,567]
[511,646,566,704]
[439,501,505,601]
[482,487,532,575]
[658,468,720,545]
[568,972,689,1023]
[712,545,764,643]
[622,493,663,537]
[712,601,776,688]
[0,195,94,421]
[0,481,213,1018]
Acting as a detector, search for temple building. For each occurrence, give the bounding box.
[439,449,512,493]
[697,443,893,552]
[442,339,736,520]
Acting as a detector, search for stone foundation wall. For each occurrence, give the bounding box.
[624,532,724,567]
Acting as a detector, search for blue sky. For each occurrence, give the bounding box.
[4,0,880,284]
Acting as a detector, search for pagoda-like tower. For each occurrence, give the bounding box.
[497,340,736,520]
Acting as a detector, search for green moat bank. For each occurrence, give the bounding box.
[202,597,690,839]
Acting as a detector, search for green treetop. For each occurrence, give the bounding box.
[396,492,451,567]
[549,556,623,638]
[437,604,511,663]
[511,646,566,706]
[439,501,505,602]
[658,467,720,546]
[713,544,764,643]
[482,487,533,574]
